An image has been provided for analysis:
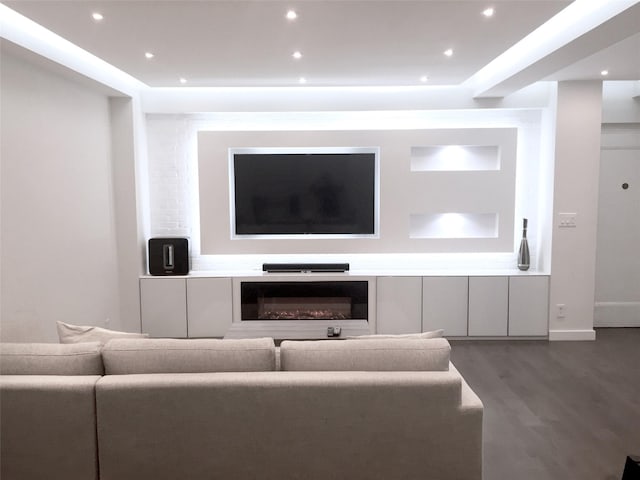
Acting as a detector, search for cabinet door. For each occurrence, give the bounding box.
[187,278,232,338]
[509,276,549,336]
[468,276,508,336]
[422,277,468,336]
[140,278,187,338]
[376,277,422,334]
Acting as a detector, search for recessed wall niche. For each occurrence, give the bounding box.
[409,213,499,239]
[411,145,500,171]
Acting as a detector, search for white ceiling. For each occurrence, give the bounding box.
[3,0,640,94]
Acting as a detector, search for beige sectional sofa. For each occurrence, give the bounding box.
[1,337,483,480]
[0,342,103,480]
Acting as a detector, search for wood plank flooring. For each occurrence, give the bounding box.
[450,328,640,480]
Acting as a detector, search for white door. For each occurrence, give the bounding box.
[595,138,640,327]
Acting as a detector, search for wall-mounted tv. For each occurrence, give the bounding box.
[230,147,379,238]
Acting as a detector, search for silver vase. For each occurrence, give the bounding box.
[518,218,530,271]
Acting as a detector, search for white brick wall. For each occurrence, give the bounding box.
[146,115,194,238]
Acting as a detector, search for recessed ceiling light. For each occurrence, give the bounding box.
[299,77,307,84]
[482,7,495,17]
[420,75,428,83]
[286,10,298,20]
[444,48,453,57]
[145,52,154,59]
[601,70,609,76]
[292,51,303,60]
[92,12,103,21]
[179,78,187,84]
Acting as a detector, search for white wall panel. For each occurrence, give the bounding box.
[0,51,120,342]
[196,128,517,255]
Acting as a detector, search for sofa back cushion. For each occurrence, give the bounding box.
[102,338,276,374]
[0,342,104,375]
[280,338,450,371]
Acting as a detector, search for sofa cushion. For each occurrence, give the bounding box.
[0,342,104,375]
[57,320,149,345]
[1,375,101,480]
[102,338,276,374]
[95,370,479,480]
[280,338,450,371]
[345,329,444,340]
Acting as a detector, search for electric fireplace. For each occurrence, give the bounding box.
[240,281,368,321]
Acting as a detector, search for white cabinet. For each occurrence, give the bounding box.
[187,278,233,338]
[422,277,468,336]
[376,277,422,334]
[468,276,509,336]
[140,274,549,339]
[140,278,187,338]
[508,276,549,336]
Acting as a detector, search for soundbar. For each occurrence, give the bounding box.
[262,263,350,273]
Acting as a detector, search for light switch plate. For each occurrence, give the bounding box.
[558,213,577,228]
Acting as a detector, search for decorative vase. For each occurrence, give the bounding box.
[517,218,530,271]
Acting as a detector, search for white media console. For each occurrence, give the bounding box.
[139,270,549,340]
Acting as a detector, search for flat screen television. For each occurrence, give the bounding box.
[230,147,379,237]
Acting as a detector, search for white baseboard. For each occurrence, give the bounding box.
[594,302,640,327]
[548,329,596,341]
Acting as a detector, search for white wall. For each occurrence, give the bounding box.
[548,81,603,340]
[0,50,121,342]
[109,97,147,334]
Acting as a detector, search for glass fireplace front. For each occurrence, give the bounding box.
[240,281,368,321]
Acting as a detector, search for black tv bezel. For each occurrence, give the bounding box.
[229,147,380,239]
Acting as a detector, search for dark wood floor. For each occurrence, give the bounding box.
[450,328,640,480]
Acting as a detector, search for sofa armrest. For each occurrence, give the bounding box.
[449,362,484,478]
[0,375,101,480]
[449,362,483,409]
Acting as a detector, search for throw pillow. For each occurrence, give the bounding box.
[346,329,444,340]
[57,321,149,345]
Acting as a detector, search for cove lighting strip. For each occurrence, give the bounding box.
[0,4,147,96]
[466,0,640,97]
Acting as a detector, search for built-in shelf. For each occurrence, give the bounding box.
[140,273,549,340]
[410,145,500,172]
[409,213,499,239]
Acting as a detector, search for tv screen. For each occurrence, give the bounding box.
[231,149,378,237]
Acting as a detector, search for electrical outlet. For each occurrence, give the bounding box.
[556,304,566,318]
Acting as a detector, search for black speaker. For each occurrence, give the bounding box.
[148,238,189,276]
